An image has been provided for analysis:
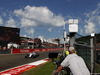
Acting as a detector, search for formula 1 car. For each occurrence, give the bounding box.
[25,52,39,58]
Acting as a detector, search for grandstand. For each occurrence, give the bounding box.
[0,26,20,48]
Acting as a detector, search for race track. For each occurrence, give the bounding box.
[0,50,63,72]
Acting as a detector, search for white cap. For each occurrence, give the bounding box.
[69,46,75,51]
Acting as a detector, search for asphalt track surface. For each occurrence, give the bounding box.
[0,50,63,72]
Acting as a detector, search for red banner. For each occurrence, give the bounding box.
[96,48,100,50]
[12,48,64,54]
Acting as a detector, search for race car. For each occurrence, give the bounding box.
[25,52,39,58]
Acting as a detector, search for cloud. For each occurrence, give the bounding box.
[24,28,34,38]
[38,35,44,39]
[14,5,65,27]
[80,29,83,35]
[23,35,27,37]
[0,16,3,25]
[38,35,47,42]
[60,36,69,44]
[84,22,95,34]
[84,2,100,34]
[48,27,52,32]
[2,12,6,17]
[27,28,34,34]
[5,17,16,27]
[21,34,32,38]
[38,35,55,43]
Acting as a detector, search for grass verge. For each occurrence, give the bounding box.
[96,63,100,73]
[21,60,56,75]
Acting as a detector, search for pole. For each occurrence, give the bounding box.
[91,38,94,73]
[63,32,66,53]
[93,36,96,73]
[91,32,96,74]
[64,38,66,53]
[63,24,66,53]
[69,33,76,47]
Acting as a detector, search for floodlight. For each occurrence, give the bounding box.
[91,31,95,37]
[69,19,78,33]
[74,19,78,24]
[69,19,74,24]
[69,24,78,33]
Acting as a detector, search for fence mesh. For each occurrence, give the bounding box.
[75,33,100,74]
[75,44,91,69]
[75,34,91,70]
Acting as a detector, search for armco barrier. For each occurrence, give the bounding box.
[0,49,11,54]
[12,48,64,54]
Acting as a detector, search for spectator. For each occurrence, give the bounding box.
[3,46,6,50]
[0,46,1,50]
[53,46,90,75]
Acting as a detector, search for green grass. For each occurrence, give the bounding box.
[96,63,100,73]
[21,55,69,75]
[21,56,100,75]
[21,56,61,75]
[21,60,56,75]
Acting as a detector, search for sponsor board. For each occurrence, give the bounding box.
[34,49,40,52]
[20,49,29,53]
[96,48,100,50]
[42,49,46,51]
[12,48,64,54]
[0,58,50,75]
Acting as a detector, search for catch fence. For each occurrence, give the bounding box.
[75,34,91,70]
[74,33,100,74]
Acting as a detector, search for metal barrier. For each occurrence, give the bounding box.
[0,49,11,54]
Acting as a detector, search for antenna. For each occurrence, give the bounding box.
[63,24,67,53]
[63,24,65,30]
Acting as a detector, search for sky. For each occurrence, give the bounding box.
[0,0,100,43]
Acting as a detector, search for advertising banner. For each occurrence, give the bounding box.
[12,48,64,54]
